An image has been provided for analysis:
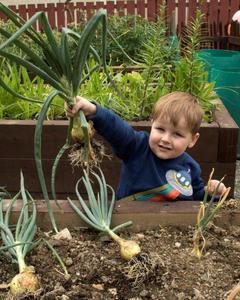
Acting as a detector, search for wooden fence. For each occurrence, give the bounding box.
[0,0,240,47]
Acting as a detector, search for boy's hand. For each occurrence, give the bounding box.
[208,179,227,197]
[64,96,97,118]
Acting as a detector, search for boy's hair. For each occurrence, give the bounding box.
[152,91,204,134]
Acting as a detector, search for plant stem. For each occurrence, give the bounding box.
[15,244,27,273]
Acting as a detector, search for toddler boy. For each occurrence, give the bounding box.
[65,91,226,201]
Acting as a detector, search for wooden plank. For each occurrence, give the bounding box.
[95,1,105,11]
[0,120,69,159]
[218,0,230,35]
[3,200,240,231]
[36,4,45,31]
[199,0,210,35]
[75,2,86,25]
[136,0,145,18]
[0,119,220,162]
[115,0,125,16]
[45,3,56,29]
[177,0,186,33]
[166,0,176,21]
[188,0,197,24]
[105,1,115,16]
[208,0,219,35]
[147,0,156,21]
[187,122,219,162]
[18,4,27,21]
[65,2,74,25]
[0,157,120,196]
[126,0,135,15]
[56,3,65,30]
[0,8,8,21]
[0,157,235,197]
[230,0,240,16]
[26,4,38,30]
[86,2,95,20]
[214,102,239,162]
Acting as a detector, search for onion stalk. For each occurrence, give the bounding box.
[0,4,114,233]
[68,168,141,260]
[191,169,231,259]
[0,171,39,296]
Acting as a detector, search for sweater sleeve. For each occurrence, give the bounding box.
[89,105,139,160]
[191,161,205,200]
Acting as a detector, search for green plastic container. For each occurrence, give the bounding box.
[197,49,240,77]
[210,67,240,158]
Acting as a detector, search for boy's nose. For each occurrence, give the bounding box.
[161,133,170,142]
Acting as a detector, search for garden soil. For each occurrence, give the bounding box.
[0,202,240,300]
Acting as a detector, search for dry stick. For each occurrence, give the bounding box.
[227,285,240,300]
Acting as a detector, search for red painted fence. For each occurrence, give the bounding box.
[0,1,239,40]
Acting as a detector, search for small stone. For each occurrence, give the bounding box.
[135,233,145,241]
[175,242,181,248]
[171,279,178,288]
[193,288,205,299]
[65,257,73,266]
[140,290,149,297]
[53,228,72,240]
[61,295,70,300]
[176,292,185,300]
[92,283,104,291]
[108,288,117,296]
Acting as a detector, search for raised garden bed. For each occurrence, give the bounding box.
[0,198,240,300]
[0,99,238,198]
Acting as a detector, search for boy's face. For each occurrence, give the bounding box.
[149,116,199,160]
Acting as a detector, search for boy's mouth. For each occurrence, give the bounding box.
[158,144,171,151]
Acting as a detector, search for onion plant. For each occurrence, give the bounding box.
[191,169,231,259]
[0,4,117,233]
[68,168,141,261]
[0,171,39,296]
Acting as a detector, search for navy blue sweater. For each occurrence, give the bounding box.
[91,105,205,201]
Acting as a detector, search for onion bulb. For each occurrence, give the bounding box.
[118,239,141,261]
[108,229,141,260]
[71,116,94,143]
[10,266,40,296]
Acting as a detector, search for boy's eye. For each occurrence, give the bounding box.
[174,132,184,137]
[156,127,165,132]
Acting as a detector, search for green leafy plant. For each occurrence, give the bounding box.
[0,4,114,233]
[137,1,179,118]
[191,169,231,259]
[170,9,218,122]
[0,61,64,120]
[69,13,153,66]
[68,168,141,260]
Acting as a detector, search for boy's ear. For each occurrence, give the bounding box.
[188,133,200,148]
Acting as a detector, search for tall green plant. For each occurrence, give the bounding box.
[170,10,217,122]
[0,4,112,233]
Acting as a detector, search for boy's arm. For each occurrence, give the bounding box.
[90,104,139,160]
[65,96,139,160]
